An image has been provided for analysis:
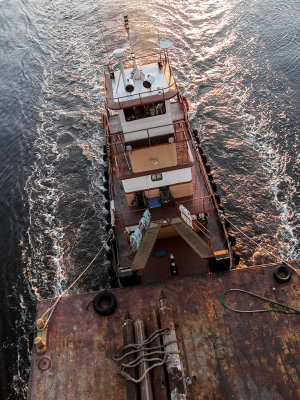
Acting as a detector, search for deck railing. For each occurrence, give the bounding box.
[114,195,213,228]
[179,98,233,268]
[108,118,187,152]
[109,120,192,178]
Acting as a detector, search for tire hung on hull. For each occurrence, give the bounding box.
[211,181,217,192]
[232,251,240,265]
[218,204,225,213]
[228,234,236,247]
[104,170,109,181]
[201,153,207,163]
[197,144,203,155]
[192,129,200,143]
[205,163,211,173]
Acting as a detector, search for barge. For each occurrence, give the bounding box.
[28,17,300,400]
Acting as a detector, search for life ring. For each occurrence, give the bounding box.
[101,113,106,129]
[273,265,292,283]
[180,96,189,112]
[93,291,117,316]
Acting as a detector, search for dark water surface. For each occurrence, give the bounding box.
[0,0,299,398]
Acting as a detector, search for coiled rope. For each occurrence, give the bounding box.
[222,288,300,314]
[221,216,300,314]
[113,328,179,384]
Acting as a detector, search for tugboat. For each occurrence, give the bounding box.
[28,17,300,400]
[103,16,235,287]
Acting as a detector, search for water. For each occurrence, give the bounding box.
[0,0,299,398]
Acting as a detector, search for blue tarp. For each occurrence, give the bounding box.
[148,197,161,208]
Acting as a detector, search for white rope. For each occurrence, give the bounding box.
[120,354,170,384]
[38,233,112,329]
[114,328,179,384]
[225,216,300,277]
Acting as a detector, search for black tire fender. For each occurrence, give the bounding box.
[201,153,207,163]
[274,266,292,283]
[198,145,204,155]
[93,291,117,315]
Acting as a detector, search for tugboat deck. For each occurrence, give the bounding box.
[28,262,300,400]
[112,134,228,276]
[112,158,213,228]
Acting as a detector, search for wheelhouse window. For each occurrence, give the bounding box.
[124,102,166,122]
[151,173,163,181]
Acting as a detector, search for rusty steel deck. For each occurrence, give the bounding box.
[28,262,300,400]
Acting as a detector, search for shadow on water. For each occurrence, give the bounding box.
[0,0,299,398]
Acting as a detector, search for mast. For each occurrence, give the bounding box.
[124,15,138,73]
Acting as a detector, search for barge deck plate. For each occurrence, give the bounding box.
[28,262,300,400]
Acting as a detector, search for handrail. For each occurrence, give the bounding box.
[114,195,213,228]
[181,100,233,267]
[108,120,189,158]
[105,83,178,106]
[109,106,183,137]
[104,51,167,71]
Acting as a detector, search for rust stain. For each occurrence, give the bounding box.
[28,264,300,400]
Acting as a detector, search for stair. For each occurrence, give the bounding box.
[171,217,214,259]
[132,221,162,271]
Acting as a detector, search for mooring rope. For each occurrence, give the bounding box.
[37,232,112,330]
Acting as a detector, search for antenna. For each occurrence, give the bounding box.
[124,15,138,72]
[113,48,135,92]
[159,40,173,63]
[113,48,126,84]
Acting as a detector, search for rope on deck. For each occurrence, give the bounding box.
[222,288,300,314]
[113,328,179,384]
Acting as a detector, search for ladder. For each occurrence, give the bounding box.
[171,217,214,259]
[132,221,162,271]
